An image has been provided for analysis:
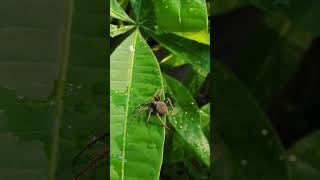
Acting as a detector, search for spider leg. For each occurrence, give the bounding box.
[133,103,149,116]
[73,149,109,180]
[73,132,109,166]
[146,109,153,125]
[153,89,165,99]
[165,97,174,117]
[133,106,149,117]
[156,112,169,129]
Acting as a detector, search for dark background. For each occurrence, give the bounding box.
[213,6,320,149]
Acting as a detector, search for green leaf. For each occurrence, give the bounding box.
[288,130,320,180]
[0,134,47,180]
[110,29,165,180]
[163,74,210,167]
[152,0,208,33]
[111,0,135,23]
[213,62,289,179]
[130,0,156,28]
[199,103,210,138]
[110,24,135,38]
[0,0,108,179]
[149,32,210,75]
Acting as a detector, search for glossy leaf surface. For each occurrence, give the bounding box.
[110,0,134,23]
[163,74,210,167]
[110,24,135,38]
[153,0,208,33]
[110,29,165,180]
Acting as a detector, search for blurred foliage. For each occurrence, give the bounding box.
[213,0,320,179]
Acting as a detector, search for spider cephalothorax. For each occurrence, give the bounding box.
[133,89,174,129]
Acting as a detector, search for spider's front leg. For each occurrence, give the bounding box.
[165,97,174,117]
[153,89,165,100]
[146,108,153,125]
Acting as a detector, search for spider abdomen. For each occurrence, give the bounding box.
[156,102,167,115]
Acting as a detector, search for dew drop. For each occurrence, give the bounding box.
[288,154,296,162]
[179,125,183,129]
[261,129,269,136]
[165,5,168,8]
[49,100,56,107]
[189,8,193,12]
[203,149,207,153]
[197,125,201,128]
[129,45,134,52]
[184,112,188,114]
[241,160,247,166]
[68,125,71,129]
[92,136,97,141]
[148,143,157,149]
[191,102,194,105]
[16,96,24,100]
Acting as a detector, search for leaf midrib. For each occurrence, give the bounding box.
[121,30,138,180]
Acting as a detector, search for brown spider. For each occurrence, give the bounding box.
[73,132,109,180]
[133,89,174,129]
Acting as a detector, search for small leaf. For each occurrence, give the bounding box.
[288,130,320,180]
[110,24,135,38]
[163,74,210,167]
[111,0,135,23]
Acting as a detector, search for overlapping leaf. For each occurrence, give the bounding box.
[288,130,320,180]
[152,0,208,33]
[111,0,135,23]
[213,62,289,179]
[163,74,210,167]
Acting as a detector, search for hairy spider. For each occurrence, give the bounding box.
[133,89,174,129]
[73,132,109,180]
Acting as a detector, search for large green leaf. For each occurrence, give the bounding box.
[152,0,208,33]
[288,130,320,180]
[213,62,289,179]
[163,74,210,167]
[0,0,107,179]
[0,133,47,179]
[110,29,165,180]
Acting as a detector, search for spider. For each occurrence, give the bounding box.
[73,132,109,180]
[133,89,174,129]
